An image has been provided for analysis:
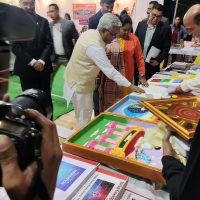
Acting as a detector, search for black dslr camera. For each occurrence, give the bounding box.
[0,3,52,176]
[0,89,52,172]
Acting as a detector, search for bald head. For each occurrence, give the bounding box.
[183,4,200,37]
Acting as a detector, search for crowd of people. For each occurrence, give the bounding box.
[0,0,200,199]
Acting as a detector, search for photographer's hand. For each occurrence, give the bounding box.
[24,109,62,199]
[0,109,62,200]
[0,135,37,200]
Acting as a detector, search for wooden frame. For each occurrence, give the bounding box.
[140,97,200,141]
[62,113,166,185]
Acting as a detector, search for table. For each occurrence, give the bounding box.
[57,125,169,199]
[169,46,200,56]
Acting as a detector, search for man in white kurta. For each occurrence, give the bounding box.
[63,13,144,127]
[172,5,200,94]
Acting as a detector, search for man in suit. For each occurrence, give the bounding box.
[88,0,115,30]
[89,0,115,116]
[48,4,79,80]
[12,0,53,107]
[135,3,171,80]
[147,1,169,24]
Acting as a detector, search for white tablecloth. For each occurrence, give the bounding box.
[169,47,200,56]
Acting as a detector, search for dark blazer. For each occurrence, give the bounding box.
[135,19,171,63]
[12,13,53,76]
[162,121,200,200]
[88,10,103,29]
[49,19,79,60]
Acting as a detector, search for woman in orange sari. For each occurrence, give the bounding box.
[99,13,148,112]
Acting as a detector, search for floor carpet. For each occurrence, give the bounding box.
[8,65,73,120]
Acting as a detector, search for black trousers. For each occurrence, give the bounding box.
[93,88,99,116]
[145,62,160,80]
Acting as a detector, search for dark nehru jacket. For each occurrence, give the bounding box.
[88,10,103,29]
[162,121,200,200]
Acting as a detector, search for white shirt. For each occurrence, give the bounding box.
[0,187,10,200]
[86,45,131,87]
[143,24,156,58]
[52,23,65,55]
[64,44,131,105]
[180,76,200,92]
[29,59,45,66]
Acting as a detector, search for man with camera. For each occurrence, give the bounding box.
[0,109,62,200]
[0,3,62,199]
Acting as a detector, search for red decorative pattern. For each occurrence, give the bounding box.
[170,105,200,121]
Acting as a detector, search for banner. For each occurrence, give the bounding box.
[79,19,89,25]
[73,4,96,20]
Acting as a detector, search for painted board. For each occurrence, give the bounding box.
[63,113,168,185]
[148,77,183,87]
[140,97,200,140]
[107,95,156,121]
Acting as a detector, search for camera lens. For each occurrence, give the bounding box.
[11,89,52,119]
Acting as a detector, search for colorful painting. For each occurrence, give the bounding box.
[148,77,183,87]
[150,78,182,84]
[73,4,96,20]
[140,97,200,140]
[82,179,114,200]
[107,95,156,121]
[56,161,85,191]
[67,113,165,170]
[63,113,167,184]
[171,73,196,80]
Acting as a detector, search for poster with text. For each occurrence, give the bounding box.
[73,4,96,20]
